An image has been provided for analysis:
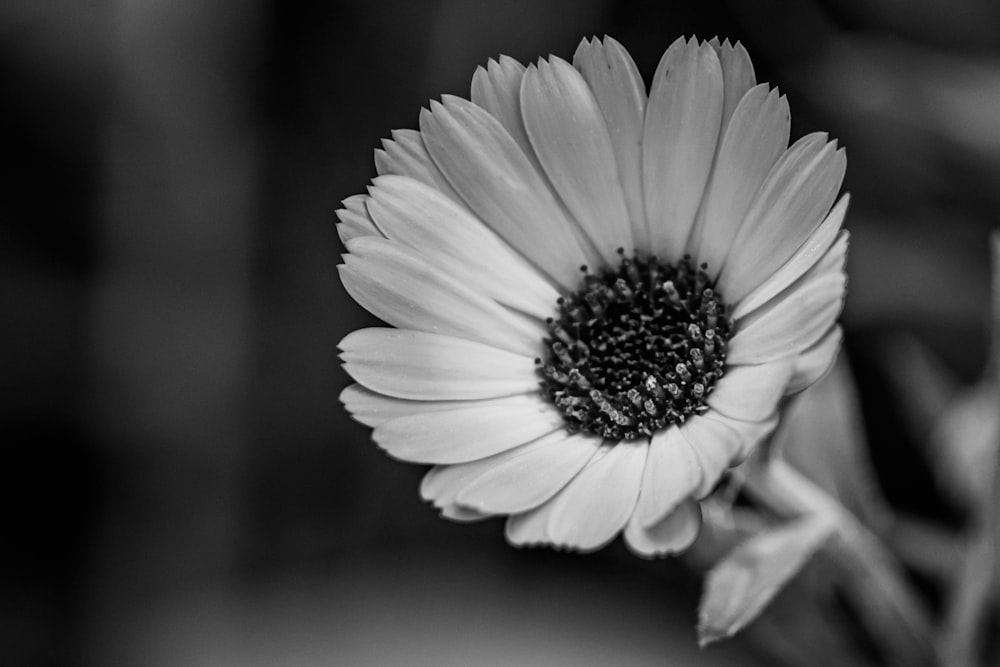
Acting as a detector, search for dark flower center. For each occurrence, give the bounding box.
[537,250,733,441]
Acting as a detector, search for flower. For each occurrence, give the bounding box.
[336,36,848,557]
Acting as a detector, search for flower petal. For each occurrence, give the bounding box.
[340,327,539,401]
[681,412,779,497]
[340,384,476,428]
[726,234,848,365]
[541,441,648,551]
[635,426,702,527]
[680,417,735,498]
[707,360,793,422]
[421,459,498,509]
[700,411,780,462]
[573,36,648,250]
[373,394,564,464]
[624,499,702,558]
[336,195,382,245]
[366,175,559,319]
[521,57,634,266]
[710,38,757,132]
[457,431,603,514]
[374,129,463,203]
[440,504,491,522]
[470,55,540,171]
[687,85,790,274]
[642,37,723,262]
[786,325,844,395]
[342,194,367,215]
[734,195,849,319]
[719,133,846,303]
[419,431,601,514]
[506,441,647,552]
[420,96,598,288]
[504,499,553,546]
[340,236,544,356]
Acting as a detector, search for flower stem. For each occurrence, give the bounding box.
[939,529,996,667]
[990,232,1000,377]
[939,231,1000,667]
[993,232,1000,594]
[884,514,961,583]
[740,459,936,667]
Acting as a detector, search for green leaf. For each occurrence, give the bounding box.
[697,514,835,647]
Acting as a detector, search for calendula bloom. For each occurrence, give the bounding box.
[337,36,848,556]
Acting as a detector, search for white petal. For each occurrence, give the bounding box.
[470,55,540,171]
[420,431,588,510]
[734,195,849,319]
[373,394,564,464]
[340,327,539,401]
[336,211,375,244]
[687,85,789,274]
[709,38,757,133]
[336,197,382,245]
[811,230,850,276]
[374,129,463,203]
[680,417,736,498]
[419,96,598,288]
[547,441,648,551]
[707,360,793,422]
[726,235,848,365]
[642,37,724,262]
[624,499,702,558]
[505,501,553,546]
[681,413,778,497]
[342,194,367,215]
[340,236,544,356]
[635,427,702,527]
[421,460,497,508]
[699,411,780,462]
[439,504,491,522]
[340,384,476,428]
[366,175,559,319]
[573,36,648,250]
[729,285,844,366]
[521,57,634,265]
[719,133,846,303]
[457,431,602,514]
[506,442,647,551]
[787,326,844,395]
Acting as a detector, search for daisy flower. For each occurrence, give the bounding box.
[336,36,848,557]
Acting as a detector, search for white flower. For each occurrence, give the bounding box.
[336,36,848,557]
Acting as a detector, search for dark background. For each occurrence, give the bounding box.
[3,1,999,664]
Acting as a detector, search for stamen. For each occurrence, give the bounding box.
[537,252,733,440]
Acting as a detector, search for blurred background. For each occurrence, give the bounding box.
[3,0,999,665]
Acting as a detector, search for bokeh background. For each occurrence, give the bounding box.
[3,0,999,665]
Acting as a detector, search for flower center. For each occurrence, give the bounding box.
[537,250,733,441]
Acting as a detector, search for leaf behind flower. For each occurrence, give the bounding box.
[697,514,834,647]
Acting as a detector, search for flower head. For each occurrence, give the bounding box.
[337,36,848,556]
